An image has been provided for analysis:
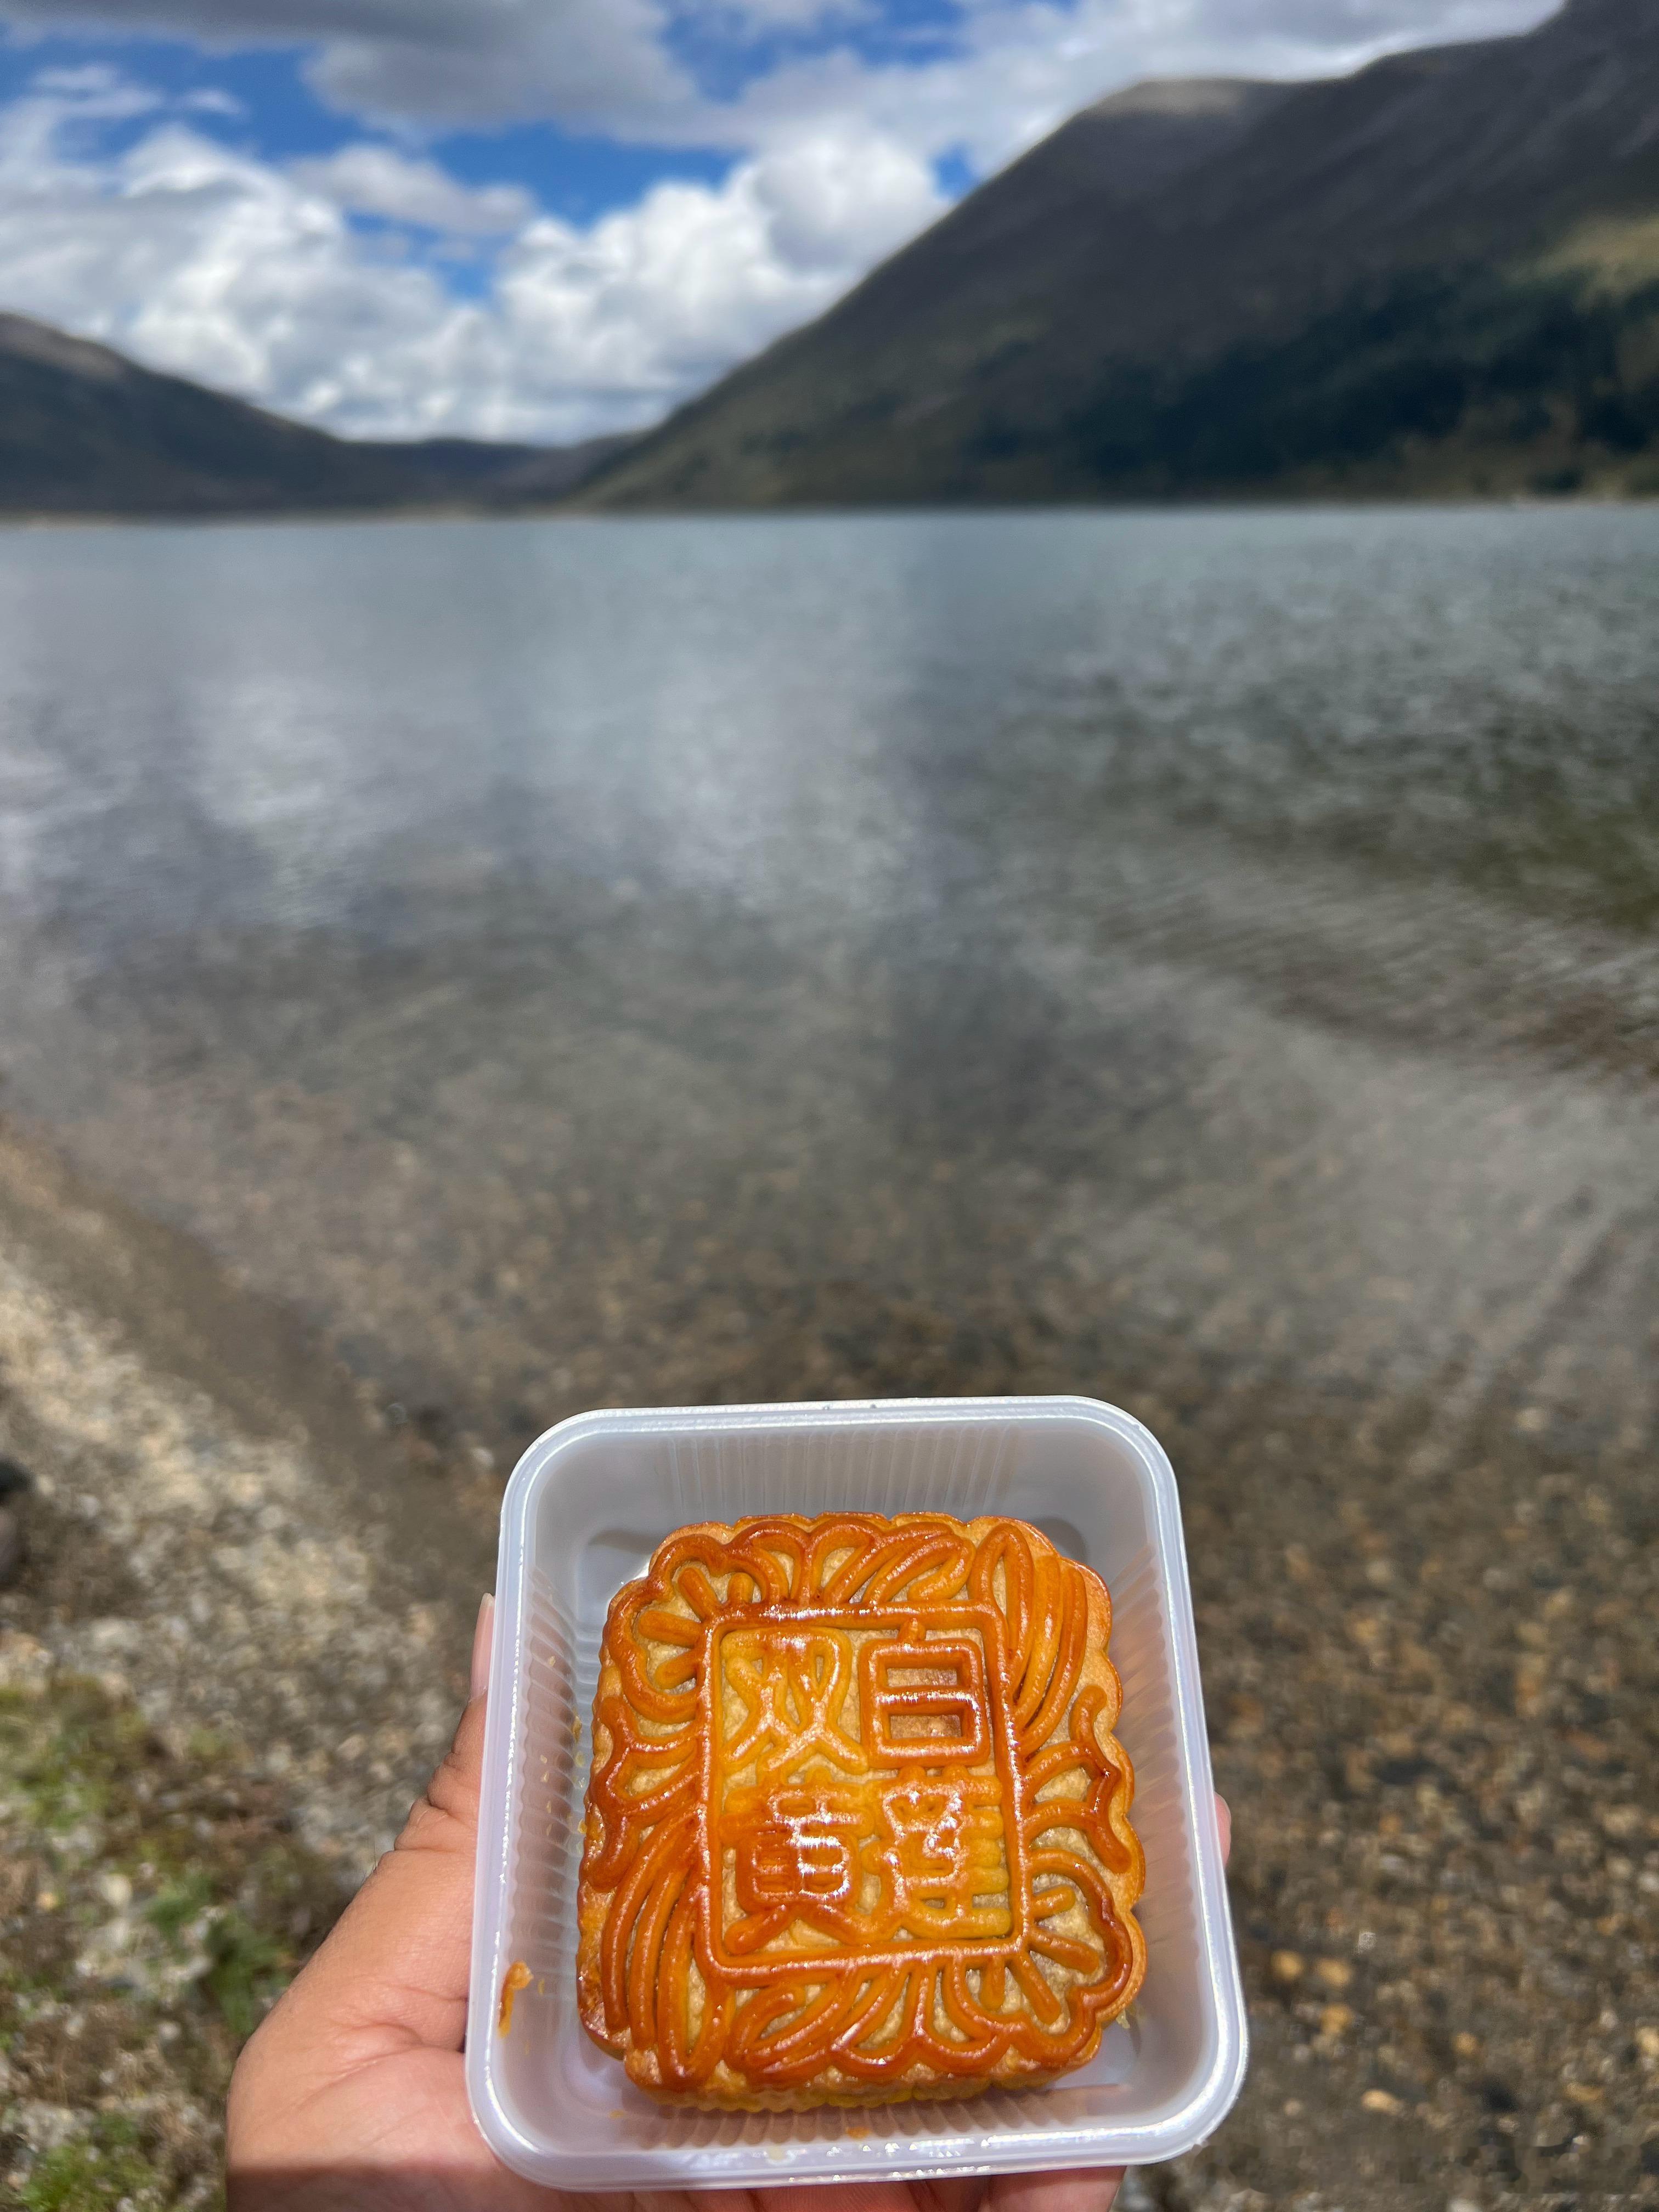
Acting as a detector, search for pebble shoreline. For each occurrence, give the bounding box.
[0,1122,1655,2210]
[0,1127,489,2208]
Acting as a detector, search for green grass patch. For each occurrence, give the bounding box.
[1,1669,354,2207]
[17,2117,163,2212]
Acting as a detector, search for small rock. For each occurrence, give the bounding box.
[13,2102,80,2153]
[1319,2004,1355,2038]
[0,1504,23,1589]
[0,1628,50,1691]
[1362,2089,1405,2116]
[1314,1957,1353,1990]
[1270,1949,1305,1985]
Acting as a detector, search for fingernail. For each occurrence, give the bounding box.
[471,1593,495,1703]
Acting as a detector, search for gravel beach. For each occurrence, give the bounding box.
[0,1124,492,2207]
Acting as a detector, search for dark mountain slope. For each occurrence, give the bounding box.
[0,315,626,517]
[582,0,1659,507]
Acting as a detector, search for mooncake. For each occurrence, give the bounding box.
[576,1511,1146,2107]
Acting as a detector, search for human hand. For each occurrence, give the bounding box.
[228,1597,1232,2212]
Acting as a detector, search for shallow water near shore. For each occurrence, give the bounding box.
[0,504,1655,1448]
[0,505,1655,2204]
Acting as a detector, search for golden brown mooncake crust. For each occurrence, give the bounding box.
[576,1512,1146,2108]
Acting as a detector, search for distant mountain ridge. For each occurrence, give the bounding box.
[581,0,1659,507]
[0,314,628,517]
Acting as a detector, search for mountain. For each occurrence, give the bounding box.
[0,314,628,517]
[581,0,1659,508]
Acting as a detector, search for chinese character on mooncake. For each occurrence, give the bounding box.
[576,1512,1146,2107]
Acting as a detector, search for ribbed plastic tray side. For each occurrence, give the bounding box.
[660,1416,1023,1523]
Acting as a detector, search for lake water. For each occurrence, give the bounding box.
[0,505,1654,1458]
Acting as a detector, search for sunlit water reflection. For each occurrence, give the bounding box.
[0,506,1654,1455]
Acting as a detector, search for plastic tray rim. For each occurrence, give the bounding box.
[466,1394,1248,2188]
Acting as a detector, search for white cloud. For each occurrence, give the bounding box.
[18,57,161,123]
[181,86,246,116]
[31,61,134,92]
[753,126,946,271]
[303,0,693,133]
[496,127,942,407]
[0,0,1559,149]
[682,0,872,31]
[0,0,700,135]
[0,71,945,441]
[291,144,532,234]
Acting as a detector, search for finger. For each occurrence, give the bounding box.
[731,2164,1122,2212]
[471,1590,495,1702]
[716,2188,961,2212]
[1216,1792,1232,1866]
[732,2184,986,2212]
[987,2168,1122,2212]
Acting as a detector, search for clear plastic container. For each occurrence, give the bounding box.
[467,1396,1246,2189]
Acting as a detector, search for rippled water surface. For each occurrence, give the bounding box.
[0,506,1654,1449]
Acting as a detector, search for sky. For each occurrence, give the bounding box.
[0,0,1559,447]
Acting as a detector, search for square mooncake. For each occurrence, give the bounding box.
[577,1511,1146,2107]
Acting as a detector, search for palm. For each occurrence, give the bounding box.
[239,2036,1120,2212]
[240,2018,1121,2212]
[235,2046,514,2212]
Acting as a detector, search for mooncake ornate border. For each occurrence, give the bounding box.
[577,1511,1146,2104]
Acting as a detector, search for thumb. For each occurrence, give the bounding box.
[238,1598,493,2084]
